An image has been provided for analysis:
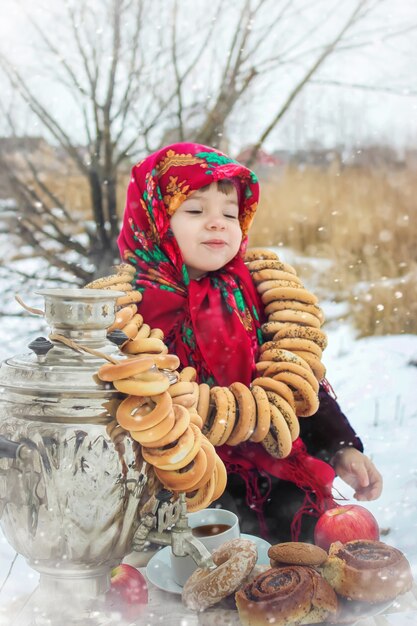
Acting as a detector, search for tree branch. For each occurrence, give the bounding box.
[248,0,370,164]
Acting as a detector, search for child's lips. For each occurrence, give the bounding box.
[202,240,227,249]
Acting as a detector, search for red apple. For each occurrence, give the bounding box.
[106,563,148,619]
[314,504,380,552]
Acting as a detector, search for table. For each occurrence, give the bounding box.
[0,552,416,626]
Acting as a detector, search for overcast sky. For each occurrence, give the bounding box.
[1,0,416,152]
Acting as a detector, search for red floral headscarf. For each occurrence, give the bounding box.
[118,142,265,386]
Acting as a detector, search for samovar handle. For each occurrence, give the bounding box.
[0,436,33,461]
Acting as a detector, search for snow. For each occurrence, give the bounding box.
[0,257,416,623]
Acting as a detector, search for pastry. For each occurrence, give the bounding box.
[236,565,338,625]
[321,539,414,603]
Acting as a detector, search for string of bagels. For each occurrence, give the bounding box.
[87,248,328,512]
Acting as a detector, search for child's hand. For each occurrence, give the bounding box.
[331,448,383,501]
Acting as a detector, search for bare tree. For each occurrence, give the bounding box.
[0,0,397,289]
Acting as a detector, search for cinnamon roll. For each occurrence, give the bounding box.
[321,539,413,603]
[235,566,337,626]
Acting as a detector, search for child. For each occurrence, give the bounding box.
[117,142,382,543]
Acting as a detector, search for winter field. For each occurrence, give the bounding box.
[0,247,416,624]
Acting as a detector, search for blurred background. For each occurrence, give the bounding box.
[1,1,417,603]
[0,0,416,340]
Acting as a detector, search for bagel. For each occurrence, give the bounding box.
[173,393,197,409]
[249,385,271,443]
[153,354,181,370]
[107,306,135,332]
[210,454,228,502]
[226,382,257,445]
[134,322,151,339]
[265,361,319,394]
[149,327,164,340]
[113,374,170,396]
[191,438,217,490]
[155,446,207,491]
[197,383,210,427]
[142,404,190,448]
[274,324,328,349]
[169,381,195,398]
[261,321,287,337]
[185,472,216,512]
[245,248,278,262]
[261,404,293,459]
[189,410,203,429]
[116,392,172,431]
[114,263,136,276]
[85,273,134,289]
[251,377,295,409]
[268,309,322,329]
[265,299,324,322]
[102,282,133,292]
[271,371,319,417]
[251,270,303,285]
[130,409,176,445]
[263,390,299,441]
[247,259,297,274]
[255,360,274,375]
[179,366,198,382]
[256,279,302,294]
[116,291,142,306]
[97,355,155,381]
[203,387,235,446]
[143,423,203,470]
[119,316,144,339]
[261,287,318,306]
[270,338,323,358]
[122,336,167,355]
[258,346,315,367]
[216,387,237,446]
[292,351,326,381]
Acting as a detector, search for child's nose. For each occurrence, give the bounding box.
[206,216,226,230]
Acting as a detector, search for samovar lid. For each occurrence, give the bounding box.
[0,288,125,394]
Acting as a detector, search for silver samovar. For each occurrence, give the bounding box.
[0,289,214,625]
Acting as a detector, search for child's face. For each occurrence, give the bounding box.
[170,182,242,280]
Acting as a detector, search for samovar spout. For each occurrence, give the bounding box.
[170,493,216,570]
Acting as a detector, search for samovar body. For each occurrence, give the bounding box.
[0,290,149,602]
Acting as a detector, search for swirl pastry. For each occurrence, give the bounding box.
[235,565,338,626]
[321,539,414,603]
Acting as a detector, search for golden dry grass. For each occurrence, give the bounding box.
[37,163,417,337]
[249,165,417,337]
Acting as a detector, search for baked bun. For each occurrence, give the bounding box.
[268,542,327,567]
[235,565,338,626]
[321,539,413,603]
[182,538,258,611]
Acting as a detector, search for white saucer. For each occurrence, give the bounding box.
[146,533,271,594]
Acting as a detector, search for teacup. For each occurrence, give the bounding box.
[170,508,240,586]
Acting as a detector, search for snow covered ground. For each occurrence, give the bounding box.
[0,252,416,623]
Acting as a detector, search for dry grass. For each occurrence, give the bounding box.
[249,165,417,336]
[35,172,131,229]
[32,163,417,337]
